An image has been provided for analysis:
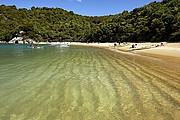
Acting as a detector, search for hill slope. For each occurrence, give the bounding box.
[0,0,179,42]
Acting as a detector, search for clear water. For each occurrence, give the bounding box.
[0,44,179,120]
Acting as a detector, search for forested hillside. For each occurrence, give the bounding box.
[0,0,179,42]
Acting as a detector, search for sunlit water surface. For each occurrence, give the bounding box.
[0,44,179,120]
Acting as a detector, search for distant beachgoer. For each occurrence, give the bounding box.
[161,42,164,46]
[156,44,159,47]
[132,44,135,48]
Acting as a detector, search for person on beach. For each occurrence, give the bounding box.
[114,42,117,47]
[132,44,135,48]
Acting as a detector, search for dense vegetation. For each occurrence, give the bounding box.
[0,0,179,43]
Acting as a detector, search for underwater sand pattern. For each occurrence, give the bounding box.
[0,45,179,120]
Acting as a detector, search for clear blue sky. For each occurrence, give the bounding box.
[1,0,162,16]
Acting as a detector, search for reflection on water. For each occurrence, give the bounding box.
[0,44,179,120]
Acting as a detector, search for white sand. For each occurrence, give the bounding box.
[132,43,180,58]
[69,42,180,63]
[69,42,115,47]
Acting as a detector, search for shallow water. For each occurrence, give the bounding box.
[0,44,179,120]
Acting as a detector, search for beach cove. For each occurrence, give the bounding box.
[0,43,179,120]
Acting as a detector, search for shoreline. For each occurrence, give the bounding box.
[1,41,180,63]
[69,42,180,64]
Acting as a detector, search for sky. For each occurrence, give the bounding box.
[1,0,162,16]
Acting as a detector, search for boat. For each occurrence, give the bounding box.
[55,43,70,47]
[48,42,70,47]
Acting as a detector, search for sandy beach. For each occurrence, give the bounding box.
[68,42,180,63]
[131,43,180,63]
[69,42,115,48]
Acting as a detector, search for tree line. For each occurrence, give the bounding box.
[0,0,179,43]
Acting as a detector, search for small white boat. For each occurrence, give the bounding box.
[48,42,70,47]
[55,43,70,47]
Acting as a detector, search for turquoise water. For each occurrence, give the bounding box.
[0,44,179,120]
